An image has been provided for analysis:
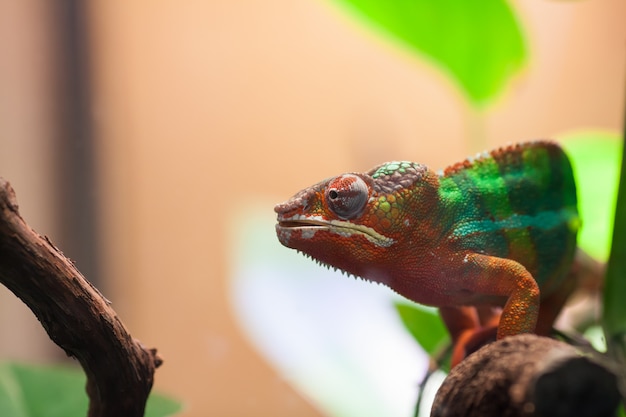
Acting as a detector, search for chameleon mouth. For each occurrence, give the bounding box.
[276,216,395,247]
[277,219,328,229]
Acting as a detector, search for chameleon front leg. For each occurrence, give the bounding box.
[462,252,541,338]
[441,253,540,366]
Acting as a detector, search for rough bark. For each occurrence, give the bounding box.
[431,334,620,417]
[0,178,161,417]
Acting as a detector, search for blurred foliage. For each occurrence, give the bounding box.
[561,132,622,261]
[394,303,447,356]
[0,362,181,417]
[330,0,526,105]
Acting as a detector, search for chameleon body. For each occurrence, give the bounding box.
[275,141,579,362]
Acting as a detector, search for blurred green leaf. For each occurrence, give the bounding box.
[3,362,88,417]
[394,302,448,354]
[0,362,182,417]
[146,391,184,417]
[0,364,28,417]
[329,0,527,105]
[560,132,622,261]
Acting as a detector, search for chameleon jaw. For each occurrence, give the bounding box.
[276,215,395,247]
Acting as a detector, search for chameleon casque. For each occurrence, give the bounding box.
[274,141,579,365]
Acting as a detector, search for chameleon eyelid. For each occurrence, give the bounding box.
[325,175,369,219]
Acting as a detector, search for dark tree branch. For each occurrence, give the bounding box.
[431,334,620,417]
[0,178,161,417]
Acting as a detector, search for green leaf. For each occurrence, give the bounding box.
[146,391,184,417]
[0,363,88,417]
[0,362,182,417]
[394,302,448,354]
[0,364,28,417]
[560,132,622,261]
[329,0,527,105]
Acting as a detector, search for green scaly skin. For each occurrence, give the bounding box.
[275,141,579,363]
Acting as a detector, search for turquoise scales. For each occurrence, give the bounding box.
[440,142,579,291]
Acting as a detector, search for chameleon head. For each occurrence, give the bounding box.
[274,161,440,281]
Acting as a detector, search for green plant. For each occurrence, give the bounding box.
[0,362,181,417]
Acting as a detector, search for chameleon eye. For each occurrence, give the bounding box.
[325,174,369,219]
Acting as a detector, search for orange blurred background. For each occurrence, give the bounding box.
[0,0,625,416]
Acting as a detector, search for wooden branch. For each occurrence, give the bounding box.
[0,178,162,417]
[431,334,621,417]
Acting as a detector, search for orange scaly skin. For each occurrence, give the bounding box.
[275,141,579,365]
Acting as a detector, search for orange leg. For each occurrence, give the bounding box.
[440,253,541,366]
[463,253,540,339]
